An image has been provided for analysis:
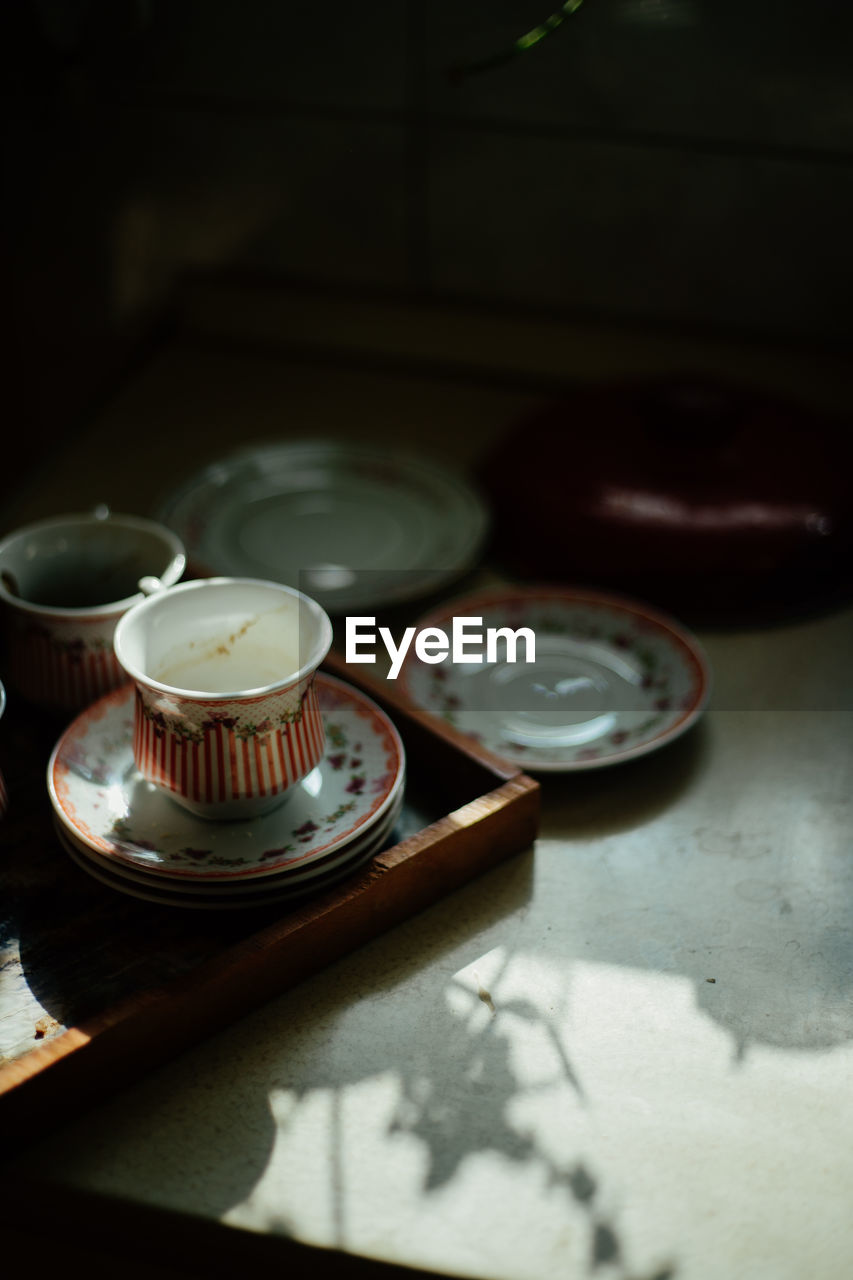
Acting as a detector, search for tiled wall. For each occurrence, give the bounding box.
[12,0,853,354]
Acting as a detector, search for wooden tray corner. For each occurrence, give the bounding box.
[0,653,538,1149]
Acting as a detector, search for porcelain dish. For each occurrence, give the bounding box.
[399,587,710,771]
[54,794,402,897]
[54,816,401,910]
[48,675,406,895]
[155,441,489,612]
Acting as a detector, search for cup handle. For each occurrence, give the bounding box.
[138,576,167,596]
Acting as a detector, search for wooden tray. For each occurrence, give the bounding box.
[0,649,539,1149]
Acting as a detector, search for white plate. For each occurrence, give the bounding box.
[399,587,710,771]
[155,441,489,612]
[48,674,405,880]
[55,817,397,910]
[54,792,403,896]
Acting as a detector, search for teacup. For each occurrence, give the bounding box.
[113,577,333,819]
[0,510,186,715]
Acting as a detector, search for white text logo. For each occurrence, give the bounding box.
[345,616,536,679]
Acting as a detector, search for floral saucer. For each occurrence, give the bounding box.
[156,441,489,613]
[399,587,710,771]
[48,674,405,880]
[55,815,399,910]
[54,791,403,897]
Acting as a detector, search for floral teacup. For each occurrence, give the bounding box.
[113,577,333,820]
[0,510,185,715]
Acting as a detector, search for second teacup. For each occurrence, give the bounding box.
[0,510,186,715]
[113,577,333,819]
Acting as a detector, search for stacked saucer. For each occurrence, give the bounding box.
[48,674,405,910]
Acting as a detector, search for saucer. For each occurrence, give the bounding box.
[155,441,489,613]
[49,674,405,880]
[399,587,710,771]
[55,790,403,896]
[55,814,400,910]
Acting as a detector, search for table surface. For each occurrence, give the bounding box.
[3,289,853,1280]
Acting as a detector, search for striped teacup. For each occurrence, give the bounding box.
[114,577,333,820]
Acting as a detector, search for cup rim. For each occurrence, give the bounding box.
[0,511,186,618]
[113,576,334,701]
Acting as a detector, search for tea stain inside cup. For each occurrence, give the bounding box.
[154,606,300,693]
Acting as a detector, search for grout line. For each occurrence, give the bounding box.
[175,271,853,364]
[86,89,853,170]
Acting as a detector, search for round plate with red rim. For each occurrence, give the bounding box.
[48,674,405,879]
[53,801,402,909]
[398,587,710,771]
[53,791,402,896]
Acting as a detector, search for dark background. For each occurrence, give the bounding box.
[8,0,853,489]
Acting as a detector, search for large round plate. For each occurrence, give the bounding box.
[49,674,405,879]
[155,441,489,613]
[399,587,710,771]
